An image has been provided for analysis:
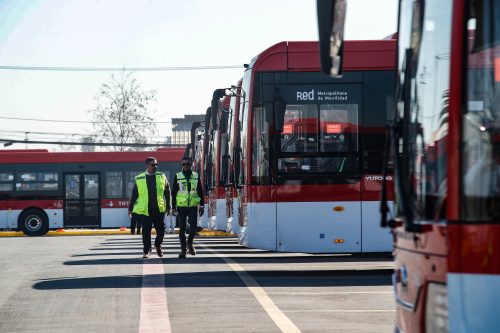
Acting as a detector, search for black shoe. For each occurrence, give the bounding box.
[178,250,186,258]
[143,249,152,258]
[155,246,163,257]
[188,244,196,256]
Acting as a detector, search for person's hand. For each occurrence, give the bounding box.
[128,211,132,218]
[198,206,204,217]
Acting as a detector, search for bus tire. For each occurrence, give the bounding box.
[19,209,49,236]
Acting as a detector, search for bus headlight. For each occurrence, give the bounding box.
[425,283,448,333]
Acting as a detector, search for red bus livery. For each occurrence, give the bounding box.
[0,148,184,235]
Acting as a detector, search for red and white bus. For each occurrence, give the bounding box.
[206,94,232,231]
[235,40,396,253]
[319,0,500,331]
[184,119,208,228]
[204,83,244,234]
[0,148,184,235]
[225,80,243,234]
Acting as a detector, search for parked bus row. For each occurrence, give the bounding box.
[190,39,397,253]
[318,0,500,332]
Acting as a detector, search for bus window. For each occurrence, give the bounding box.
[125,171,136,198]
[84,174,99,200]
[16,172,59,191]
[0,173,14,192]
[40,173,58,182]
[65,175,80,199]
[0,184,13,192]
[0,173,14,182]
[18,172,37,182]
[320,103,358,152]
[280,104,318,153]
[38,183,58,191]
[105,172,123,198]
[251,105,270,184]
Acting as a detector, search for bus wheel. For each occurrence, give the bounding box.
[19,209,49,236]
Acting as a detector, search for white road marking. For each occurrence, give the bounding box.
[204,247,301,333]
[285,309,396,313]
[139,258,172,333]
[271,291,393,295]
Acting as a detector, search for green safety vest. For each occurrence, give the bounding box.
[176,171,201,207]
[132,172,167,216]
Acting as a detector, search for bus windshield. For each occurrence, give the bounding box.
[278,103,359,173]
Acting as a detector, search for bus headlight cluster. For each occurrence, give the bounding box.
[425,283,448,333]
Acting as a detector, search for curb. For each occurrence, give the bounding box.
[0,229,233,237]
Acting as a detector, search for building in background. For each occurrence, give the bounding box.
[171,114,205,146]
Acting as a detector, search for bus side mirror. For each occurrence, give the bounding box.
[274,99,286,132]
[317,0,346,76]
[211,89,227,132]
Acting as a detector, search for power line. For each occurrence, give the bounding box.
[0,128,169,139]
[0,129,80,136]
[0,65,244,72]
[0,138,178,147]
[0,116,172,124]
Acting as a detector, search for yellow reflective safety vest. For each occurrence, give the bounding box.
[176,171,201,207]
[132,172,167,216]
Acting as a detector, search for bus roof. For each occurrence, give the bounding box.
[249,40,396,72]
[0,148,185,164]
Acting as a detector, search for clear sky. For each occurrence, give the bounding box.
[0,0,397,150]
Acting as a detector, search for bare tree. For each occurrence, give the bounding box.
[89,72,157,151]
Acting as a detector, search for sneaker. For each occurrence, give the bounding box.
[155,246,163,257]
[143,249,152,258]
[178,250,186,258]
[188,244,196,256]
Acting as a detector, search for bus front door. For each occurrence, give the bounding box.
[64,173,100,227]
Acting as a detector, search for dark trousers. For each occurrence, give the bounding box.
[130,213,142,234]
[178,207,198,251]
[139,213,165,253]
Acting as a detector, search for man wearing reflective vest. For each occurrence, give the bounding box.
[171,157,204,258]
[128,157,171,258]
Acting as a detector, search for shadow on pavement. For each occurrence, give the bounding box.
[33,268,391,290]
[64,255,392,265]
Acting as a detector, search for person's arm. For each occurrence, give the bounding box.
[171,174,179,209]
[197,178,204,207]
[128,184,138,217]
[164,178,171,211]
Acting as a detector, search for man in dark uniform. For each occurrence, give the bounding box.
[171,157,204,258]
[130,212,142,235]
[128,157,171,258]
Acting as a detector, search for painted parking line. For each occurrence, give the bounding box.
[139,258,172,333]
[284,309,396,313]
[203,246,301,333]
[271,291,393,295]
